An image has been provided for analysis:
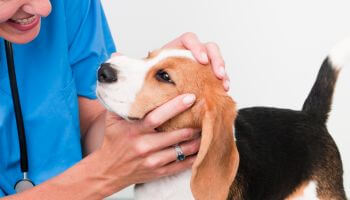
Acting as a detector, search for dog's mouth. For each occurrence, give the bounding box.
[97,90,153,122]
[96,91,113,112]
[126,106,157,122]
[96,87,165,123]
[126,116,141,121]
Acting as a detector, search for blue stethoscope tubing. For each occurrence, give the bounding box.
[4,40,35,193]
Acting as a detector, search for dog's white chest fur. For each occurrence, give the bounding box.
[135,169,194,200]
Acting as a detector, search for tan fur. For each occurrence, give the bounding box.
[190,94,239,200]
[129,51,240,200]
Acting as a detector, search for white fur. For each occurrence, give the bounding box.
[135,170,194,200]
[233,125,237,141]
[294,181,319,200]
[96,56,148,118]
[146,49,195,67]
[96,49,195,119]
[329,37,350,68]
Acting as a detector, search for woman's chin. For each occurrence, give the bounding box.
[0,22,41,44]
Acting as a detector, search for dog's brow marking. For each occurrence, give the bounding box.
[147,49,195,67]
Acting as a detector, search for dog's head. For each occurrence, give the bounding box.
[96,49,239,200]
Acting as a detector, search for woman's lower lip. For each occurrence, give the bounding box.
[7,16,40,32]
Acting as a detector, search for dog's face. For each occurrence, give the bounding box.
[97,50,197,127]
[96,49,239,200]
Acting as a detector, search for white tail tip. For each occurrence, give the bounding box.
[329,37,350,68]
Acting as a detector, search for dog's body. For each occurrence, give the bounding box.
[97,39,349,200]
[134,59,346,200]
[231,101,344,199]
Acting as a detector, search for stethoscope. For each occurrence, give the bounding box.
[3,40,35,193]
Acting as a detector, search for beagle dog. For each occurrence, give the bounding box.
[96,39,349,200]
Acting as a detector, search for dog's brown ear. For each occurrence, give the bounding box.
[190,96,239,200]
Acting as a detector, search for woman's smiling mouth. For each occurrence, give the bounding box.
[7,15,40,31]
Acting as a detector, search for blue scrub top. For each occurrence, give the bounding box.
[0,0,116,196]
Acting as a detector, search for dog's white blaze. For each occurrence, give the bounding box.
[329,37,350,68]
[146,49,195,66]
[96,49,195,118]
[293,181,319,200]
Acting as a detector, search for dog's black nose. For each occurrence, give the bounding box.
[98,63,118,83]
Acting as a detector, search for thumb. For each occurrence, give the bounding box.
[103,112,126,146]
[105,111,123,128]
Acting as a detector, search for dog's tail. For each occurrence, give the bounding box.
[302,37,350,124]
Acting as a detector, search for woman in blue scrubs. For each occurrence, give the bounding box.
[0,0,229,199]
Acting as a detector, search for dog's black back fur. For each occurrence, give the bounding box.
[228,58,346,199]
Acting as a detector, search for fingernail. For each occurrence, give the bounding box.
[218,66,225,78]
[183,94,196,105]
[224,80,230,91]
[200,52,209,63]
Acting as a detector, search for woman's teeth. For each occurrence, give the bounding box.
[10,15,37,25]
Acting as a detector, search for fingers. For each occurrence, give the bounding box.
[139,137,200,170]
[206,42,230,91]
[140,94,196,131]
[180,32,209,64]
[163,32,209,64]
[132,128,200,160]
[155,155,197,178]
[223,75,230,92]
[139,128,200,154]
[105,111,123,128]
[152,137,201,167]
[206,42,225,79]
[162,35,184,49]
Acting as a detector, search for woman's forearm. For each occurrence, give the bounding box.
[83,111,106,156]
[78,97,107,156]
[3,151,125,200]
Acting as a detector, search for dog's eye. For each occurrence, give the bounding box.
[156,70,175,84]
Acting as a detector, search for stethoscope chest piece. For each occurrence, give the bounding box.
[14,178,35,193]
[14,172,34,193]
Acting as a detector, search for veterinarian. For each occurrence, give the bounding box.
[0,0,229,199]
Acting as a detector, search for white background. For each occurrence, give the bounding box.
[101,0,350,198]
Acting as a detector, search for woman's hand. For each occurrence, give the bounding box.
[163,32,230,91]
[4,94,199,200]
[97,94,200,190]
